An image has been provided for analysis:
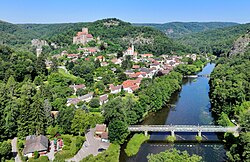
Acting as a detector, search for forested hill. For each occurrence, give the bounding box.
[0,18,189,55]
[134,22,238,38]
[176,23,250,55]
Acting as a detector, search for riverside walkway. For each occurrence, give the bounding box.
[128,125,240,136]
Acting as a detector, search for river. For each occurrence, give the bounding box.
[120,63,227,162]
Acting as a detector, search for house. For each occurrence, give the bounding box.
[111,58,122,65]
[67,98,80,106]
[122,78,141,93]
[140,53,153,58]
[69,84,86,95]
[23,135,49,158]
[150,62,161,70]
[99,94,108,105]
[79,92,94,103]
[73,28,94,45]
[124,70,135,76]
[132,65,140,69]
[95,55,105,62]
[95,124,107,136]
[79,47,99,55]
[101,132,109,142]
[95,124,109,142]
[109,84,122,94]
[101,62,109,67]
[67,54,79,59]
[129,72,147,78]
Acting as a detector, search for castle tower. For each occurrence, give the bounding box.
[82,28,88,34]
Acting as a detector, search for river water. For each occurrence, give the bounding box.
[120,63,227,162]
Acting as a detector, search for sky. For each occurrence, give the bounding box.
[0,0,250,24]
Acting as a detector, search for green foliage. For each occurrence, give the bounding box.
[125,134,150,157]
[166,136,176,143]
[0,140,12,160]
[108,120,129,144]
[210,49,250,161]
[80,144,120,162]
[54,135,85,161]
[177,23,250,54]
[147,148,202,162]
[28,156,49,162]
[136,22,238,39]
[195,135,202,142]
[33,151,39,159]
[217,113,234,127]
[89,98,100,108]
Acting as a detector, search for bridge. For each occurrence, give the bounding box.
[184,74,210,78]
[128,125,240,137]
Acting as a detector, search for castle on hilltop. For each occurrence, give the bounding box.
[73,28,93,45]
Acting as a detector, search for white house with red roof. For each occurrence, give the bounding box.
[122,78,141,93]
[109,84,122,94]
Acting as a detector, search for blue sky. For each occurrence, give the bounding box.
[0,0,250,24]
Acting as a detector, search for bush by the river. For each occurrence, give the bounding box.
[147,148,202,162]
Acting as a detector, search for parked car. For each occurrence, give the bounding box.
[98,148,106,152]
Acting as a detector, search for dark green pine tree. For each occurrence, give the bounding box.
[31,91,47,136]
[17,82,36,137]
[35,55,48,77]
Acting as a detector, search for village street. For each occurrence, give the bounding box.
[66,128,110,162]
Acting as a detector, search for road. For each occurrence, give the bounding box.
[66,128,110,162]
[11,137,22,162]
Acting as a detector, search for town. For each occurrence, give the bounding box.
[13,27,205,162]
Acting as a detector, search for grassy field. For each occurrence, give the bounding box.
[125,134,150,157]
[58,68,79,81]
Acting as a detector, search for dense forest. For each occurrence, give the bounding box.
[0,18,190,55]
[209,37,250,161]
[176,23,250,55]
[135,22,238,38]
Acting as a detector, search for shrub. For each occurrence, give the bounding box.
[33,151,39,159]
[166,135,176,143]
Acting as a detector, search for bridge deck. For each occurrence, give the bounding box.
[128,125,238,133]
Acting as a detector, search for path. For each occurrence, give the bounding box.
[11,137,22,162]
[66,129,110,162]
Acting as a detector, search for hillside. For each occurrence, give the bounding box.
[176,23,250,55]
[0,18,189,55]
[0,20,38,46]
[134,22,238,38]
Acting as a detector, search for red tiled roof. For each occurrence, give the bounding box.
[86,34,93,38]
[129,72,147,78]
[132,65,140,69]
[95,124,106,132]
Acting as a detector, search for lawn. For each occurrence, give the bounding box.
[125,134,150,157]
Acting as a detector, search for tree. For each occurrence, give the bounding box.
[51,58,58,73]
[147,148,202,162]
[36,55,48,76]
[108,120,129,144]
[89,98,100,108]
[56,106,75,134]
[0,140,12,160]
[71,109,90,135]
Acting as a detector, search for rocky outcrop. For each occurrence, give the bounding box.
[228,30,250,57]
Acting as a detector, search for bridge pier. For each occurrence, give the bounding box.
[171,130,175,137]
[198,130,202,137]
[144,130,148,136]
